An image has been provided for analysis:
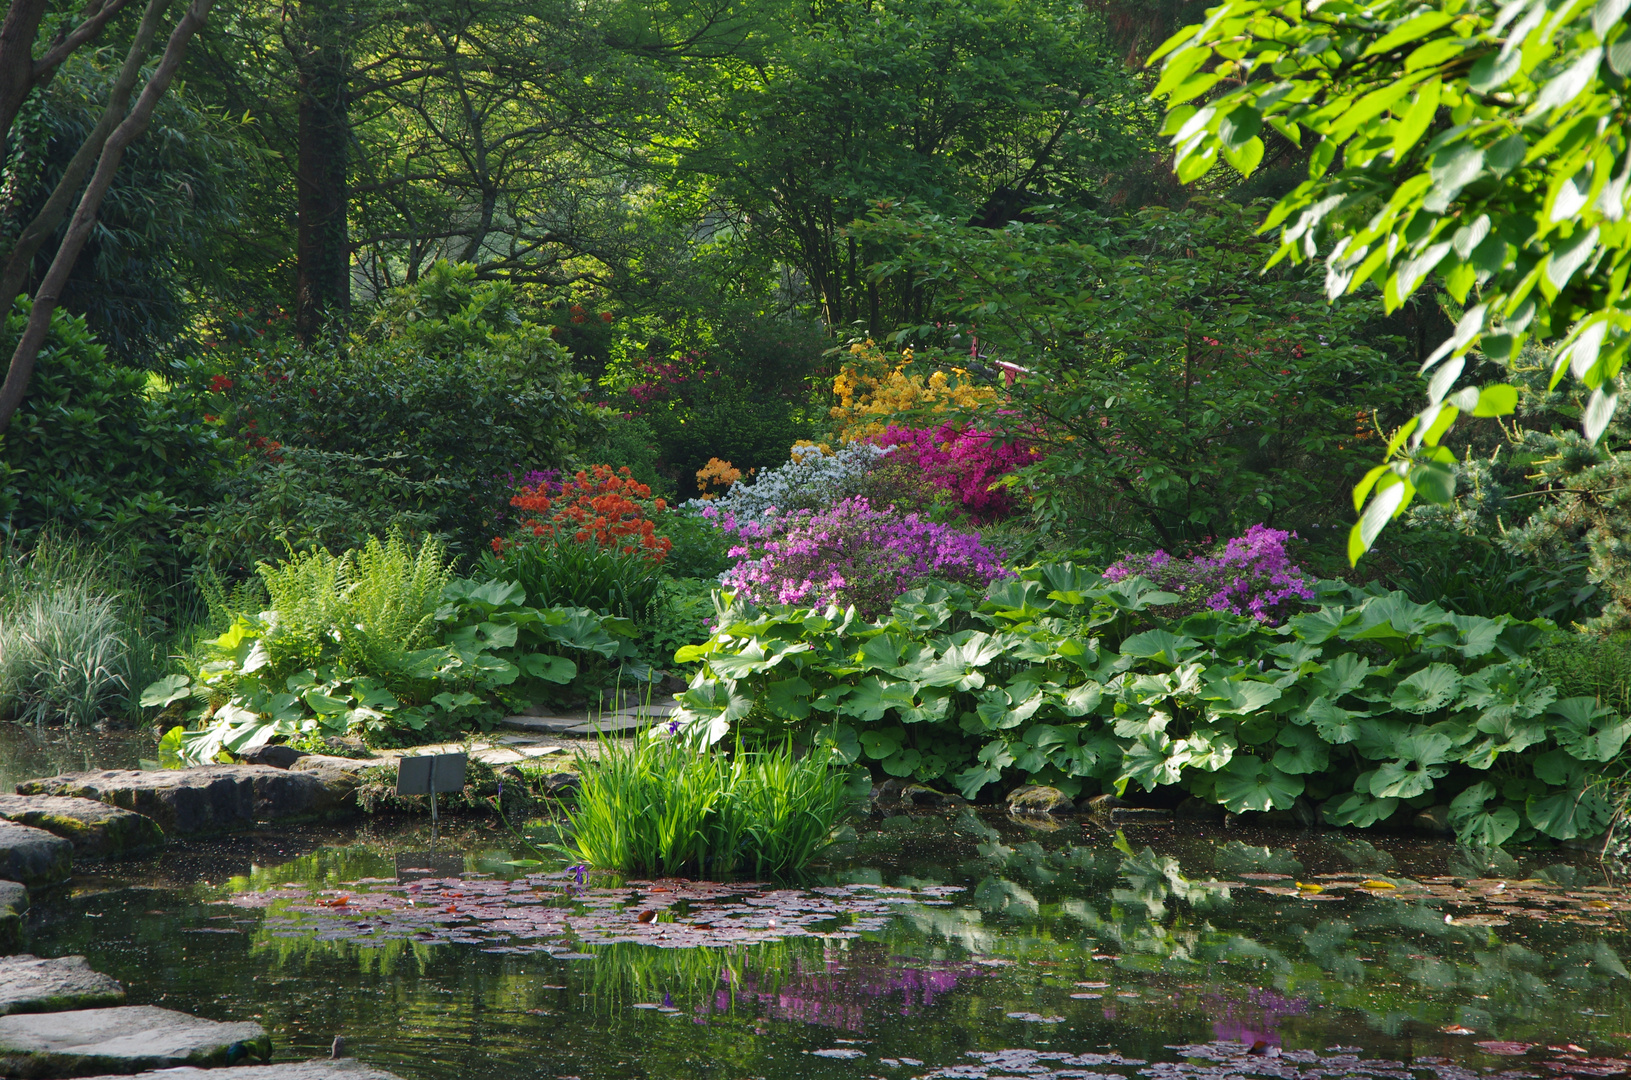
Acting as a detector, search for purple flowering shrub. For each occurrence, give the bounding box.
[1105,525,1315,623]
[870,424,1034,522]
[716,496,1009,619]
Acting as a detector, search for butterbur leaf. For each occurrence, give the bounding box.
[1449,781,1522,846]
[1390,663,1461,713]
[1213,757,1304,813]
[1273,724,1330,774]
[1203,677,1283,715]
[1527,784,1611,840]
[1323,790,1400,827]
[140,674,192,709]
[1306,697,1367,744]
[1120,630,1202,665]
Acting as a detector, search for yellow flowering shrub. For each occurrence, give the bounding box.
[828,341,998,442]
[695,456,743,498]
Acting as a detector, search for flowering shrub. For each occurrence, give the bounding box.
[871,424,1035,522]
[718,496,1008,619]
[695,457,743,497]
[693,442,891,526]
[499,465,672,560]
[1105,525,1315,623]
[828,341,999,442]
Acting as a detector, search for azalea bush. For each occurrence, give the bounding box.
[870,423,1035,522]
[717,495,1009,619]
[827,340,999,443]
[498,464,671,560]
[1106,525,1317,624]
[693,442,891,527]
[673,567,1628,847]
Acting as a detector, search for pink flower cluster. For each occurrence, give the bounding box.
[717,496,1009,619]
[872,424,1034,522]
[1105,524,1315,623]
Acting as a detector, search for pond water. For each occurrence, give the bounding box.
[27,807,1631,1080]
[0,724,145,792]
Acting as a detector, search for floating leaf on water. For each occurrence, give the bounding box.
[1441,1025,1477,1035]
[809,1048,866,1059]
[1476,1042,1536,1056]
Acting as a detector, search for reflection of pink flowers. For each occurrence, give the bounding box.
[1105,524,1314,624]
[693,953,976,1031]
[1207,988,1309,1047]
[872,423,1035,522]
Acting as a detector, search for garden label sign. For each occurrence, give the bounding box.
[395,752,467,828]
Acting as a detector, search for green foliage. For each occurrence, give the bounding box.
[655,506,735,581]
[144,533,639,762]
[477,541,662,623]
[1149,0,1631,558]
[856,201,1414,548]
[646,578,719,671]
[0,302,230,574]
[0,537,172,725]
[1534,632,1631,717]
[673,566,1625,845]
[562,737,860,879]
[216,262,605,556]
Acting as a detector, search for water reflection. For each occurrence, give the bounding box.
[26,810,1631,1080]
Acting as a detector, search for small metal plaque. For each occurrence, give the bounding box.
[394,752,468,796]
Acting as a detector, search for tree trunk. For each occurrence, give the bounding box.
[0,0,212,434]
[293,0,350,343]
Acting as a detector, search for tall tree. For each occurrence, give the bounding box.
[288,0,350,340]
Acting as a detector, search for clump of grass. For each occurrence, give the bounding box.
[563,737,857,879]
[0,536,174,725]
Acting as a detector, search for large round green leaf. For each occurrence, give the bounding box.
[1213,757,1304,813]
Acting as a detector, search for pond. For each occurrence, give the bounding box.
[26,806,1631,1080]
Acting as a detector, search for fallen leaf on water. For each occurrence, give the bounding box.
[1361,880,1396,890]
[1551,1045,1591,1055]
[1442,1025,1476,1035]
[1475,1042,1534,1056]
[1295,882,1323,893]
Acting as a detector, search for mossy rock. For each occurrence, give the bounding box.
[0,882,26,956]
[0,796,163,859]
[1005,785,1076,816]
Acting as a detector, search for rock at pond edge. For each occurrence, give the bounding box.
[0,824,70,889]
[1006,785,1076,815]
[16,766,353,836]
[0,956,125,1016]
[74,1059,406,1079]
[0,1004,270,1077]
[0,882,25,956]
[0,796,163,860]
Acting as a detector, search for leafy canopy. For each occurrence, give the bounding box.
[1149,0,1631,560]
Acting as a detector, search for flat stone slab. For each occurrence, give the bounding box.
[606,703,679,719]
[76,1060,404,1079]
[16,767,352,837]
[562,716,655,735]
[0,824,70,889]
[0,1005,270,1076]
[0,797,162,861]
[0,956,124,1016]
[497,716,582,733]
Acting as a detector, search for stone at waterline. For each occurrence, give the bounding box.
[0,796,163,860]
[237,744,308,769]
[16,766,352,836]
[1006,785,1076,815]
[1413,804,1453,835]
[0,882,27,955]
[0,824,70,889]
[0,956,124,1016]
[287,755,377,803]
[75,1062,405,1080]
[0,1005,269,1077]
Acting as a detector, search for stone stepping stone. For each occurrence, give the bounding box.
[0,1005,270,1076]
[561,716,653,736]
[77,1059,404,1079]
[0,956,125,1016]
[0,797,163,861]
[497,716,581,734]
[0,882,27,955]
[469,746,565,766]
[0,823,71,888]
[17,767,353,837]
[606,703,679,719]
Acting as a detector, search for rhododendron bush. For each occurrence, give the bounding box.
[828,341,999,443]
[1106,525,1315,624]
[871,423,1035,522]
[713,496,1008,619]
[496,465,671,561]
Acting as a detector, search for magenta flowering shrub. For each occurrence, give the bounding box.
[1105,524,1315,623]
[871,423,1034,522]
[717,496,1008,619]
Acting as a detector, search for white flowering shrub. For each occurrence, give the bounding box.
[686,442,891,525]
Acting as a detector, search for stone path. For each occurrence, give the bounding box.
[0,1004,271,1075]
[77,1063,404,1079]
[0,956,125,1016]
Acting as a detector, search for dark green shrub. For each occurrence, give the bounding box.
[0,302,230,574]
[655,507,734,580]
[216,262,604,556]
[646,578,719,669]
[1534,633,1631,718]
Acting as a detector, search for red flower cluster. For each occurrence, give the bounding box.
[208,375,234,393]
[495,465,671,560]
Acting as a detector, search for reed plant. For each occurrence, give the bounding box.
[0,535,173,724]
[563,736,857,879]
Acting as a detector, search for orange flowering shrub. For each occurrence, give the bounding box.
[695,456,743,498]
[494,465,672,560]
